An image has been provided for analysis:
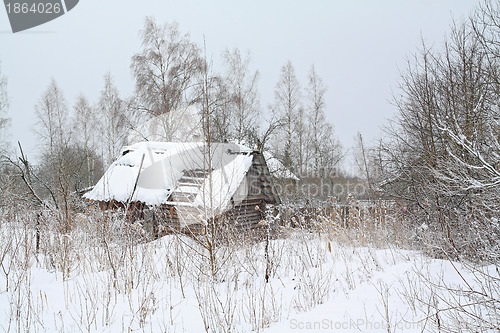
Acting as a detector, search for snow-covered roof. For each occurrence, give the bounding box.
[84,142,255,215]
[263,151,299,180]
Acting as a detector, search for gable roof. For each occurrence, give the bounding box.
[84,142,255,214]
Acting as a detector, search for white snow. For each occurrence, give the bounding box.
[1,223,497,332]
[193,153,254,217]
[263,151,299,180]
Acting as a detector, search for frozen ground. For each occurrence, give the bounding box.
[0,217,498,332]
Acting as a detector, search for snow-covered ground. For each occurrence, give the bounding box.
[0,215,498,332]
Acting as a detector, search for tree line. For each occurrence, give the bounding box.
[0,17,343,218]
[356,0,499,261]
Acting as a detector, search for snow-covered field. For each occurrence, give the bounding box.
[0,213,498,332]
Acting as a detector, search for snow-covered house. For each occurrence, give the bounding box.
[84,141,281,233]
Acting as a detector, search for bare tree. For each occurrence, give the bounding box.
[131,18,203,118]
[353,132,386,201]
[354,132,373,193]
[305,66,325,174]
[384,5,499,260]
[192,43,238,278]
[98,73,128,166]
[472,0,500,60]
[221,48,261,145]
[34,79,74,230]
[0,62,12,207]
[35,79,72,167]
[0,62,10,155]
[206,78,232,143]
[73,94,103,188]
[271,61,302,171]
[305,66,341,175]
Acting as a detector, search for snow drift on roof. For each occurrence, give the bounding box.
[84,142,254,212]
[263,151,299,180]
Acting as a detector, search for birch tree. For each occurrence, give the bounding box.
[98,73,127,166]
[73,94,103,187]
[35,79,72,168]
[131,18,203,117]
[34,79,74,230]
[305,66,341,175]
[272,61,302,171]
[221,48,261,145]
[201,74,230,143]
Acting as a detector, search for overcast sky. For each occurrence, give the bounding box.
[0,0,478,165]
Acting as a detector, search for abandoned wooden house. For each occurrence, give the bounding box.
[83,141,281,234]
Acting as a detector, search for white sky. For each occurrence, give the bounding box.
[0,0,477,164]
